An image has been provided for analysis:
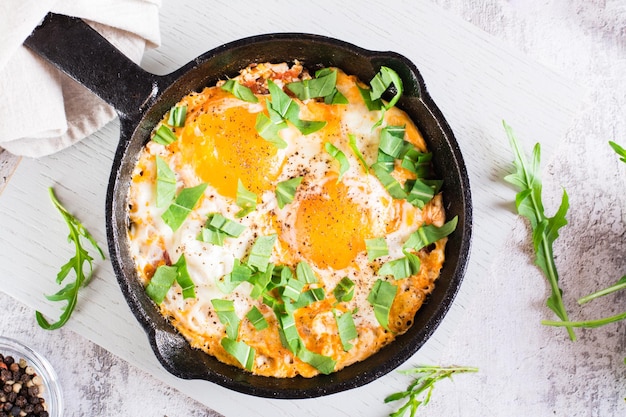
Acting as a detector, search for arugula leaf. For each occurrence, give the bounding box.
[378,250,421,280]
[401,148,433,177]
[379,125,407,158]
[275,176,303,209]
[145,265,177,304]
[212,298,240,340]
[362,66,404,127]
[296,261,318,283]
[145,254,195,302]
[385,365,478,417]
[404,179,442,209]
[365,237,389,261]
[334,309,358,351]
[155,156,177,208]
[161,183,207,231]
[367,279,397,331]
[221,79,259,103]
[371,162,408,199]
[36,188,106,330]
[167,105,187,127]
[333,277,355,303]
[287,68,337,100]
[198,213,246,246]
[297,345,336,375]
[286,68,348,104]
[173,254,195,299]
[348,133,368,172]
[578,275,626,305]
[402,217,458,251]
[503,121,576,340]
[370,66,404,109]
[324,142,350,181]
[235,180,258,218]
[152,124,178,145]
[246,306,269,331]
[221,338,255,371]
[609,140,626,163]
[258,80,326,140]
[247,234,277,272]
[282,277,306,301]
[255,111,288,148]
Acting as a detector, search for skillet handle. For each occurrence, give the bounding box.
[23,13,161,119]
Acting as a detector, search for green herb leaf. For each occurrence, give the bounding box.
[405,179,442,209]
[287,69,337,100]
[199,213,246,246]
[221,79,259,103]
[161,183,207,231]
[212,298,240,340]
[378,251,421,280]
[365,237,389,261]
[367,279,397,331]
[609,140,626,163]
[379,125,407,158]
[255,112,288,148]
[348,134,368,172]
[246,306,269,331]
[155,156,177,208]
[503,121,575,340]
[296,261,318,284]
[358,84,382,111]
[144,265,178,304]
[543,311,626,329]
[403,217,458,251]
[333,277,355,303]
[386,365,478,417]
[36,188,106,330]
[283,277,306,301]
[297,345,336,375]
[401,148,433,177]
[247,234,277,273]
[578,275,626,305]
[167,105,187,127]
[335,310,358,351]
[221,338,255,371]
[277,311,300,353]
[276,176,303,209]
[173,254,195,299]
[369,66,404,109]
[371,162,408,199]
[152,124,178,145]
[249,264,275,299]
[324,142,350,182]
[235,180,258,218]
[293,287,325,309]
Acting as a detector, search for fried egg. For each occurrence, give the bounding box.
[127,63,448,378]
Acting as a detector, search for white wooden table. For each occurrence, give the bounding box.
[1,1,624,416]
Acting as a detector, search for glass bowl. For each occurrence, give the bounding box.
[0,336,63,417]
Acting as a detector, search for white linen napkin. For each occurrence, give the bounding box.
[0,0,161,158]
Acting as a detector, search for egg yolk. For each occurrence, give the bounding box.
[179,104,281,199]
[294,178,372,270]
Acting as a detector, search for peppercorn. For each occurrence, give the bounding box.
[0,353,49,416]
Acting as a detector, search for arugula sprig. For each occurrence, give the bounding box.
[385,365,478,417]
[36,188,105,330]
[503,121,576,340]
[543,140,626,331]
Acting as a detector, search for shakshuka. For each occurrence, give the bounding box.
[126,62,456,377]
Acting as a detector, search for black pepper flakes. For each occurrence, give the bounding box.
[0,355,49,417]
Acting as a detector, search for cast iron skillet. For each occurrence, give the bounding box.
[25,13,472,399]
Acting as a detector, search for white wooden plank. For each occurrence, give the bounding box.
[0,1,585,416]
